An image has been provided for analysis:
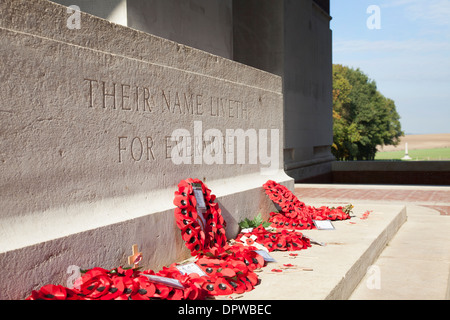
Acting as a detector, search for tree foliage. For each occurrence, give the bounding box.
[332,65,404,160]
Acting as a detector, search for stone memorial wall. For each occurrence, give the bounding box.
[0,0,292,299]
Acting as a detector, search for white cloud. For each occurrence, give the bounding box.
[381,0,450,26]
[380,0,416,8]
[333,39,450,54]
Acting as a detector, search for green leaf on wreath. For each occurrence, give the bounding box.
[238,213,271,229]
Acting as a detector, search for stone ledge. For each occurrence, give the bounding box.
[238,203,407,300]
[0,172,293,300]
[331,162,450,185]
[332,161,450,172]
[0,0,282,93]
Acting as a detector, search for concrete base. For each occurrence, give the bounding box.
[0,172,293,300]
[239,203,407,300]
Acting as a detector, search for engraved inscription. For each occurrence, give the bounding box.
[84,78,257,164]
[84,78,251,120]
[118,136,155,163]
[84,79,155,113]
[162,90,203,116]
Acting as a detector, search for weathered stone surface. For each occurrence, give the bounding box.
[0,0,292,299]
[233,1,335,182]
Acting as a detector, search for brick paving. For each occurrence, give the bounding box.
[294,186,450,215]
[293,184,450,299]
[422,205,450,216]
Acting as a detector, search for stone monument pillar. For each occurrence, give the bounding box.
[53,0,334,184]
[0,0,291,299]
[233,0,334,183]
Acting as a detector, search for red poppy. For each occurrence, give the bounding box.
[226,245,265,271]
[129,276,156,300]
[174,192,190,208]
[195,253,261,295]
[229,278,248,294]
[115,275,138,300]
[179,273,207,300]
[75,268,112,300]
[151,283,171,299]
[217,267,236,278]
[166,288,185,300]
[99,275,126,300]
[115,266,137,277]
[26,284,76,300]
[244,270,259,287]
[202,277,234,296]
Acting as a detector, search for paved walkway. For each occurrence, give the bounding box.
[294,184,450,300]
[295,184,450,215]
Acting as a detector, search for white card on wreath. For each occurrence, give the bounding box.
[192,185,208,230]
[142,274,185,289]
[254,250,276,262]
[176,262,207,277]
[193,186,206,210]
[312,219,335,230]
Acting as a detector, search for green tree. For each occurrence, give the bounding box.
[332,65,361,160]
[332,65,403,160]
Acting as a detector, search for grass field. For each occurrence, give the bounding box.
[378,133,450,152]
[375,147,450,161]
[376,133,450,161]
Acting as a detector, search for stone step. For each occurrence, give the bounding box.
[238,203,407,300]
[349,205,450,300]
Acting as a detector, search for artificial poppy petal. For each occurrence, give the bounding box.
[130,276,156,300]
[27,284,69,300]
[218,268,236,278]
[100,276,125,300]
[167,288,185,300]
[152,284,170,299]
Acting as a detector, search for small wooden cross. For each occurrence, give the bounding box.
[128,244,142,269]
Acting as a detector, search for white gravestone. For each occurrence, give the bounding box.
[402,143,412,160]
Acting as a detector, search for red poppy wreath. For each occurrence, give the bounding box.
[263,180,352,230]
[26,266,207,301]
[173,179,267,264]
[173,178,266,295]
[235,225,311,252]
[173,178,228,256]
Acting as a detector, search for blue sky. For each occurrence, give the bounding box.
[330,0,450,135]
